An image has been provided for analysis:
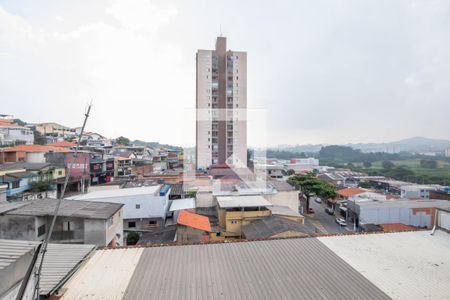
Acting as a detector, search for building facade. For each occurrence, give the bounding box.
[196,36,247,169]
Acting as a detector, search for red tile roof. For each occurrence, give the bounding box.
[337,187,365,197]
[0,144,71,153]
[47,140,77,147]
[381,223,416,232]
[177,210,211,232]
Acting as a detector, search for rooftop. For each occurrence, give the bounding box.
[60,235,393,300]
[0,144,71,153]
[356,198,450,209]
[216,195,273,208]
[67,186,162,200]
[268,205,302,217]
[0,162,52,171]
[337,187,366,197]
[242,216,313,240]
[177,210,211,232]
[3,198,123,219]
[47,140,77,147]
[169,198,195,211]
[318,230,450,300]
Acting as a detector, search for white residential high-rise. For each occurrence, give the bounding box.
[196,36,247,169]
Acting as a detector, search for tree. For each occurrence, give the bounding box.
[363,161,372,168]
[116,136,131,146]
[33,130,46,145]
[358,181,371,189]
[287,173,336,212]
[282,169,295,176]
[126,232,139,245]
[420,159,438,169]
[382,160,395,170]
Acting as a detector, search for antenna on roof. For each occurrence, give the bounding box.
[219,24,222,37]
[33,103,92,299]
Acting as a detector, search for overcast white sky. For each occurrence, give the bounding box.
[1,0,449,147]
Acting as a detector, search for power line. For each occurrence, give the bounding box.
[34,103,92,299]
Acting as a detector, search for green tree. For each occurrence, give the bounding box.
[420,159,438,169]
[363,161,372,168]
[382,160,395,170]
[358,181,371,189]
[115,136,131,146]
[33,130,46,145]
[288,173,336,211]
[126,232,139,245]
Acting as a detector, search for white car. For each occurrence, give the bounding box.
[335,217,347,226]
[314,197,322,204]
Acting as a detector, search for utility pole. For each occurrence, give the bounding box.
[34,104,92,299]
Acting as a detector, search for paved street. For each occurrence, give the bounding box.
[301,197,354,235]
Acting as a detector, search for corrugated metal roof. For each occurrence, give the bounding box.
[216,195,273,208]
[121,238,389,300]
[61,248,143,300]
[318,230,450,300]
[68,186,161,200]
[169,198,195,211]
[0,201,29,215]
[242,216,314,240]
[0,239,39,270]
[5,199,123,220]
[36,243,96,296]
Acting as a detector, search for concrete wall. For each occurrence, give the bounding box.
[437,210,450,231]
[84,219,107,246]
[0,184,6,201]
[0,215,37,240]
[359,206,434,228]
[177,226,209,243]
[105,208,124,246]
[26,152,46,163]
[196,191,214,208]
[263,191,299,213]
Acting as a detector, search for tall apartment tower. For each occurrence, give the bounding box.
[196,36,247,170]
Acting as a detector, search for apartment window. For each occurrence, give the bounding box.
[148,220,157,227]
[230,220,238,224]
[62,221,73,231]
[37,224,46,237]
[12,181,20,189]
[58,170,63,176]
[128,221,136,228]
[236,76,239,80]
[206,75,208,79]
[136,204,141,209]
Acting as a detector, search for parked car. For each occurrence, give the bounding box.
[335,217,347,226]
[307,207,315,214]
[325,207,334,215]
[314,197,322,204]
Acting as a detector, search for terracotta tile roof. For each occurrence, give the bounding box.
[381,223,416,232]
[47,140,77,147]
[177,210,211,232]
[337,187,365,197]
[116,156,131,161]
[0,144,71,153]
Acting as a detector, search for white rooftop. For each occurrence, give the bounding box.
[67,185,162,200]
[216,195,273,208]
[319,230,450,300]
[169,198,195,211]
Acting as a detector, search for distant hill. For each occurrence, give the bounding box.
[349,137,450,153]
[132,140,182,151]
[270,137,450,154]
